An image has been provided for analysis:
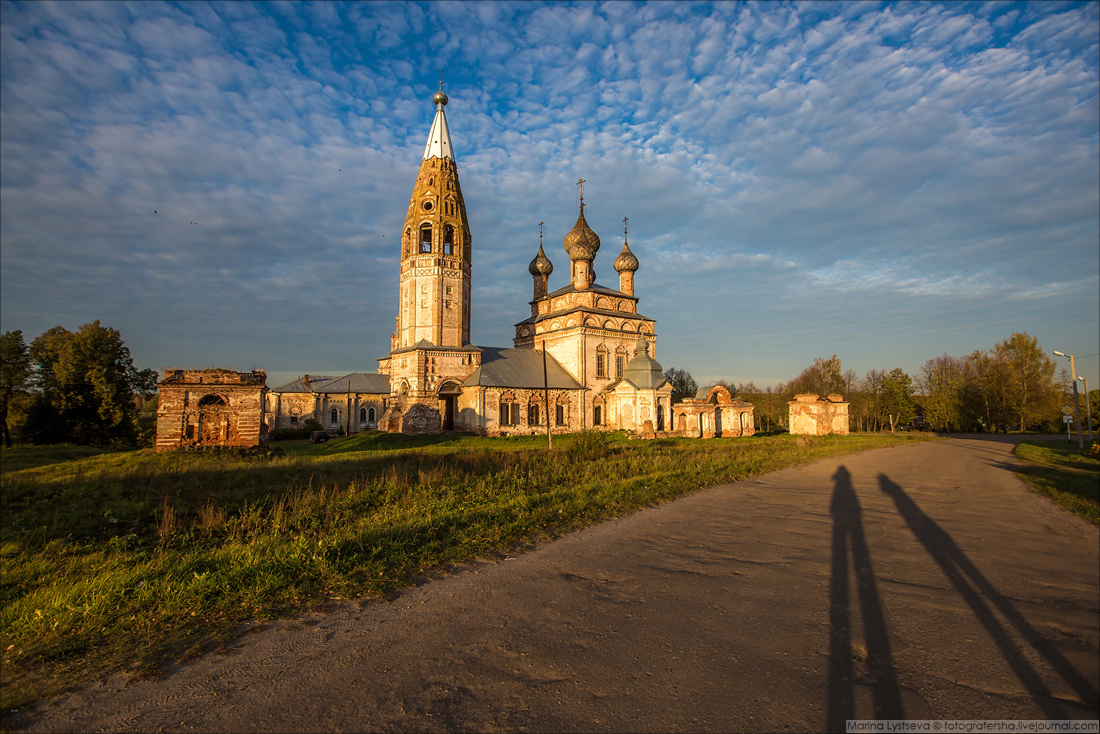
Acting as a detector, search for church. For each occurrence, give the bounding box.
[267,85,674,436]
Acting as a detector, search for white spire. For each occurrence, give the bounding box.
[422,102,455,162]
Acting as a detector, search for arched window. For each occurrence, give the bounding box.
[368,407,376,422]
[594,405,602,425]
[420,224,432,253]
[615,349,626,379]
[330,408,338,423]
[198,394,226,407]
[360,407,367,422]
[529,403,540,426]
[595,345,608,379]
[444,224,455,255]
[556,403,566,426]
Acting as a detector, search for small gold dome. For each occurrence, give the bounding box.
[614,239,639,273]
[433,90,449,106]
[529,244,554,276]
[563,207,600,262]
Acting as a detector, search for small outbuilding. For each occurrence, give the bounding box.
[156,369,268,451]
[672,384,755,438]
[788,393,849,436]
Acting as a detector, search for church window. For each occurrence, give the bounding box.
[594,405,602,425]
[500,402,511,425]
[446,286,452,295]
[360,408,367,423]
[290,415,298,427]
[368,407,376,422]
[330,408,338,424]
[615,354,625,379]
[595,347,608,378]
[445,300,451,309]
[529,403,539,426]
[420,224,432,253]
[556,404,566,426]
[443,224,455,255]
[422,200,433,211]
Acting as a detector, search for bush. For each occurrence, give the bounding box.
[269,419,324,442]
[567,430,610,461]
[1086,441,1099,458]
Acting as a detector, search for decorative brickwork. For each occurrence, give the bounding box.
[155,369,267,451]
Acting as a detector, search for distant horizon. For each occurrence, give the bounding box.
[2,1,1097,388]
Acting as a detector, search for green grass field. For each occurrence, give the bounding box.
[1013,440,1100,526]
[1,431,928,711]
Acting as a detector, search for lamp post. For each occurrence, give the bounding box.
[1053,351,1083,449]
[1079,376,1093,442]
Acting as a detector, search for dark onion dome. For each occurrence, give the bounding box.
[614,238,639,273]
[529,243,554,276]
[563,207,601,262]
[433,90,449,106]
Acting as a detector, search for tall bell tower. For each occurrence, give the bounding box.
[393,85,472,350]
[378,83,480,434]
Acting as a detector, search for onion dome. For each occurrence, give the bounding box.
[433,90,449,107]
[621,338,665,389]
[614,238,639,273]
[563,207,601,262]
[529,243,554,276]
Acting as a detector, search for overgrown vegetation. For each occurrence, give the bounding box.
[0,432,927,710]
[1013,440,1100,525]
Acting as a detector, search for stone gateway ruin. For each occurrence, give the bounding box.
[155,369,267,451]
[788,394,849,436]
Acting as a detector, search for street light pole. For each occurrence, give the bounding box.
[1079,376,1093,442]
[1054,351,1084,449]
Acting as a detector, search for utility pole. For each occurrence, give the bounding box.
[1054,351,1084,449]
[543,348,552,451]
[1079,376,1093,442]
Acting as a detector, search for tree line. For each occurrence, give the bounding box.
[665,332,1094,434]
[1,323,157,447]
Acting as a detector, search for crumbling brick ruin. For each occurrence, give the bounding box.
[156,369,268,451]
[672,384,756,438]
[788,394,849,436]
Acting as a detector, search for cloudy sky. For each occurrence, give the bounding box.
[2,1,1098,390]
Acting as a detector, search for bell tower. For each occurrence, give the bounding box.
[394,84,472,350]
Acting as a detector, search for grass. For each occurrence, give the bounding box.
[1013,440,1100,526]
[0,431,930,712]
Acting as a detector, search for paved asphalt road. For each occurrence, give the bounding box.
[14,435,1100,732]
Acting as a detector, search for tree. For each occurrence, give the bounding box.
[881,368,916,429]
[789,355,846,396]
[1,330,32,447]
[918,354,965,432]
[664,367,698,404]
[24,321,157,446]
[993,332,1057,433]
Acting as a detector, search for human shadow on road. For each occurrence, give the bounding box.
[878,473,1099,716]
[827,466,905,731]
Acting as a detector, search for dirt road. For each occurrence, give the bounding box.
[14,436,1100,732]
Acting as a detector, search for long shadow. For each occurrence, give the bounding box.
[878,473,1099,715]
[827,466,905,731]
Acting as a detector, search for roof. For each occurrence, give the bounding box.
[545,282,631,300]
[271,372,390,394]
[422,105,455,161]
[617,339,668,390]
[463,348,584,390]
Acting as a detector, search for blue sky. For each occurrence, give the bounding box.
[2,1,1098,390]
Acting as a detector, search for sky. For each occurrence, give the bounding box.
[2,0,1098,392]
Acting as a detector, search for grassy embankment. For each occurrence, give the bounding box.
[1,431,929,711]
[1013,440,1100,525]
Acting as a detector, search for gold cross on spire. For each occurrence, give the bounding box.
[623,216,628,237]
[577,178,586,206]
[539,220,544,246]
[439,70,444,90]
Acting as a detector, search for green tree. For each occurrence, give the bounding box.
[881,368,916,429]
[789,355,845,396]
[24,321,157,446]
[664,367,698,404]
[918,354,965,432]
[993,333,1057,433]
[1,330,32,447]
